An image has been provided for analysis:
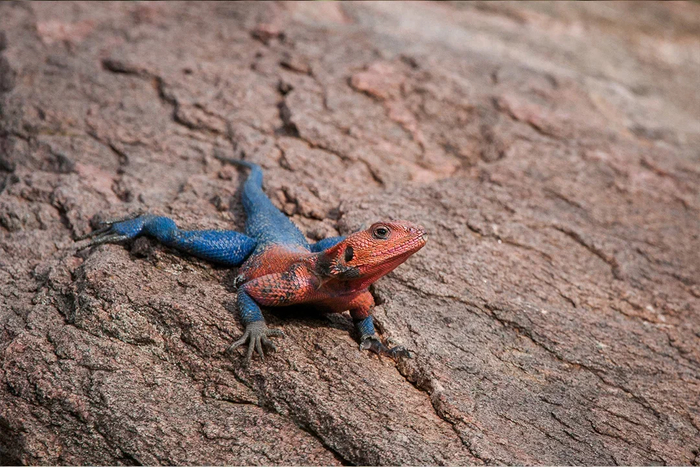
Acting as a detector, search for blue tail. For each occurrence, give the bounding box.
[217,157,309,249]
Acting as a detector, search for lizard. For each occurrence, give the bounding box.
[77,157,427,363]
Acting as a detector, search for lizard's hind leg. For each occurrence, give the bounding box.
[75,211,144,241]
[76,214,256,267]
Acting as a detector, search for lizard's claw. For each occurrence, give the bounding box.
[360,335,412,360]
[232,274,246,290]
[228,321,285,364]
[75,212,145,249]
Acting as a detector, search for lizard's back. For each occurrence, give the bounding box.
[237,244,309,282]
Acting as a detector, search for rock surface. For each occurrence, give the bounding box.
[1,2,700,465]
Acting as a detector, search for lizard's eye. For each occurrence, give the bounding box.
[372,225,391,240]
[344,246,354,262]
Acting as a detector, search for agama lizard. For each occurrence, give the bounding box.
[78,158,426,363]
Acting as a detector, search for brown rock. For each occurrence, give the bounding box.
[1,2,699,465]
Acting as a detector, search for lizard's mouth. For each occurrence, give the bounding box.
[383,231,427,257]
[405,232,427,252]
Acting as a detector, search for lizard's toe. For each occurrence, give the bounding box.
[255,337,265,362]
[389,345,412,359]
[232,274,246,289]
[75,225,111,241]
[75,212,147,249]
[359,336,382,353]
[81,232,131,248]
[261,336,277,352]
[360,335,411,360]
[100,210,144,226]
[229,321,284,365]
[245,338,255,364]
[266,329,286,338]
[227,330,250,353]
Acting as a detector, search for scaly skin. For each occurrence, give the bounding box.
[77,157,426,364]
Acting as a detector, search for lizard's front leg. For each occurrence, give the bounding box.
[309,236,345,252]
[230,265,320,364]
[350,291,411,360]
[228,289,285,363]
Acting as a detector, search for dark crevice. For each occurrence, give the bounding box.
[86,130,128,169]
[273,78,385,188]
[0,172,19,195]
[552,225,625,280]
[102,58,223,136]
[249,390,354,466]
[393,360,491,464]
[0,415,23,467]
[544,187,590,218]
[155,77,224,135]
[275,100,300,137]
[493,95,563,141]
[296,423,353,466]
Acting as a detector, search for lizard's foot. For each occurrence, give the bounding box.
[228,321,285,364]
[360,335,412,360]
[232,274,246,290]
[75,212,146,247]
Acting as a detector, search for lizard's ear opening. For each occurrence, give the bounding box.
[316,242,344,277]
[316,243,360,280]
[344,246,354,263]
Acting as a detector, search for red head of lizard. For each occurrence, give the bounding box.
[316,221,427,290]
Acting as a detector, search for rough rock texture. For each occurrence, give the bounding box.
[1,2,700,465]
